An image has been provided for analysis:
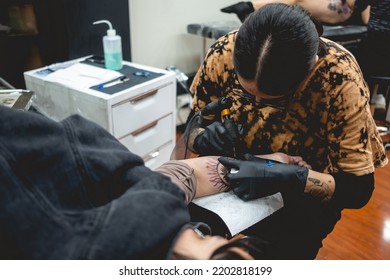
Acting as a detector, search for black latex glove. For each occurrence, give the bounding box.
[193,118,240,156]
[218,156,308,201]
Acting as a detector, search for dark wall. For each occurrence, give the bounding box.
[0,0,131,88]
[35,0,131,64]
[63,0,131,61]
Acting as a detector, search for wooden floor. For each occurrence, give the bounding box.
[316,150,390,259]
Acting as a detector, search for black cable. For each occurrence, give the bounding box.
[181,97,234,158]
[182,111,202,159]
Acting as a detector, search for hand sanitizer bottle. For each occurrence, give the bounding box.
[93,20,123,70]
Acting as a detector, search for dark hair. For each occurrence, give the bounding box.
[210,236,273,260]
[234,3,320,96]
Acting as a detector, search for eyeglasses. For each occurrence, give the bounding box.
[255,95,292,110]
[239,89,292,110]
[189,222,212,238]
[210,236,272,260]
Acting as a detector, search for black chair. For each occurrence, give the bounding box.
[368,76,390,146]
[369,76,390,118]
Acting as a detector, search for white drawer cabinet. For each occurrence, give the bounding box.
[112,84,175,138]
[24,60,176,170]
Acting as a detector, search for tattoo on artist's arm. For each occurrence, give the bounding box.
[306,177,332,202]
[328,0,352,15]
[328,0,338,11]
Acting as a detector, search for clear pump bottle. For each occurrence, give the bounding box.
[93,20,123,71]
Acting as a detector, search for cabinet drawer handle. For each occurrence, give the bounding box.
[131,120,158,136]
[130,89,158,104]
[143,150,160,162]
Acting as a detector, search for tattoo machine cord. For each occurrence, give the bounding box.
[182,97,233,159]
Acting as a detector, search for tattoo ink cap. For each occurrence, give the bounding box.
[221,108,231,122]
[93,20,123,71]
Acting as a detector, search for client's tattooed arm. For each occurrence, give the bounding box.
[156,154,336,204]
[155,156,230,204]
[185,156,230,199]
[205,158,230,192]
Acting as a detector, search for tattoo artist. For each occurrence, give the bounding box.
[181,4,387,259]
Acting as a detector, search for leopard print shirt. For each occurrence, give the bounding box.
[190,31,388,175]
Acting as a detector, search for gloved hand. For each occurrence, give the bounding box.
[218,155,309,201]
[193,118,240,156]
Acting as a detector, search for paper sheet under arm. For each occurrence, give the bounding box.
[192,191,284,236]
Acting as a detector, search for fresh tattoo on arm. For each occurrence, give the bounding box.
[306,177,333,203]
[205,159,230,192]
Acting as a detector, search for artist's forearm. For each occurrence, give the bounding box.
[187,127,203,153]
[361,5,370,25]
[300,0,353,24]
[252,0,297,10]
[304,171,375,209]
[304,170,335,203]
[256,153,312,169]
